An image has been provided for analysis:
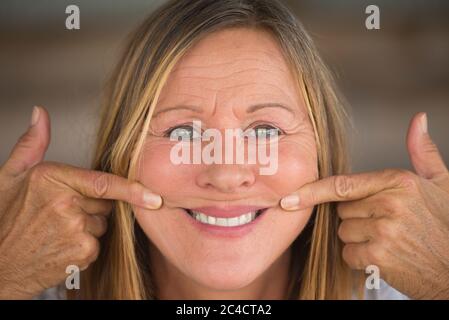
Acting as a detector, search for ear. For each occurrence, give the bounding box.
[407,112,448,180]
[2,106,51,176]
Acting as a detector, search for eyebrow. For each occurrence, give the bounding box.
[152,102,294,118]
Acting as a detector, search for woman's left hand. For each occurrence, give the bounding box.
[280,112,449,299]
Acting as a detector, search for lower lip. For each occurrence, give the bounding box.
[183,209,267,238]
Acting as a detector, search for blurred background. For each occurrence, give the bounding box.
[0,0,448,172]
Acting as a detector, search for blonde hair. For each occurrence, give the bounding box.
[76,0,358,299]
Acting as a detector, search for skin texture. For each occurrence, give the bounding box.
[133,27,318,299]
[0,107,161,299]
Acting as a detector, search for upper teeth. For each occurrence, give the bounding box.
[190,211,257,227]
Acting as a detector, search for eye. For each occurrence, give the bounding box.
[165,124,201,141]
[244,125,282,139]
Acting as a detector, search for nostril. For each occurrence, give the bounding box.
[241,180,253,188]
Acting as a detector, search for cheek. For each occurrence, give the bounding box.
[259,137,318,197]
[255,136,318,255]
[136,141,197,195]
[133,141,197,273]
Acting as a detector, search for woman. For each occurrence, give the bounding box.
[71,0,394,298]
[1,0,448,300]
[74,0,353,299]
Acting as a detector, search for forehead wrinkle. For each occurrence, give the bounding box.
[216,82,296,101]
[183,49,286,65]
[171,56,289,80]
[171,58,288,74]
[157,92,206,105]
[166,67,294,103]
[159,81,298,118]
[152,104,203,119]
[172,67,287,82]
[160,29,300,121]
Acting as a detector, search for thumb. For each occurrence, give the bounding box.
[2,106,51,176]
[407,112,448,181]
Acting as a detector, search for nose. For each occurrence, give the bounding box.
[196,164,256,193]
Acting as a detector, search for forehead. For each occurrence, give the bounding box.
[157,27,300,108]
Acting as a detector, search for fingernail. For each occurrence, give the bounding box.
[30,106,40,127]
[420,113,428,134]
[143,191,162,209]
[280,194,300,210]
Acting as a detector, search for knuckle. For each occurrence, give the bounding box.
[96,216,108,235]
[380,168,397,178]
[28,162,51,183]
[308,188,318,208]
[70,214,88,232]
[128,182,142,205]
[395,169,419,190]
[54,195,77,210]
[341,245,351,263]
[93,173,111,198]
[381,196,403,215]
[104,201,113,214]
[367,244,386,266]
[98,199,113,213]
[337,222,348,241]
[336,202,349,219]
[372,219,395,240]
[333,175,353,199]
[75,235,100,265]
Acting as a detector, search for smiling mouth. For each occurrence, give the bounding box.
[184,208,267,227]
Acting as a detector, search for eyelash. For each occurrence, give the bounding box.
[163,122,285,140]
[163,123,200,140]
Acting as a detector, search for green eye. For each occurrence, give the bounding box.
[245,125,281,139]
[167,125,201,141]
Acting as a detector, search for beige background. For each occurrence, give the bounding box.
[0,0,448,172]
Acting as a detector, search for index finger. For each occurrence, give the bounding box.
[44,162,162,210]
[280,169,406,211]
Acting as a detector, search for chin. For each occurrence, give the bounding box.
[187,262,264,291]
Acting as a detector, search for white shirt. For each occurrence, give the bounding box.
[35,279,409,300]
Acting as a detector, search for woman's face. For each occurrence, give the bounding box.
[134,27,318,291]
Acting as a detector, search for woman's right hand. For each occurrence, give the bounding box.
[0,106,162,299]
